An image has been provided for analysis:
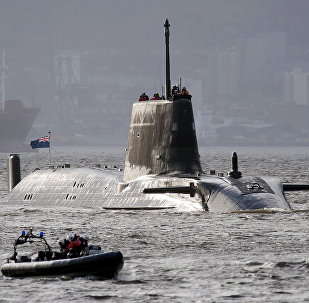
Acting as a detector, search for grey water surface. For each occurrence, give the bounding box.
[0,146,309,303]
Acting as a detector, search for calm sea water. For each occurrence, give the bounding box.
[1,146,309,303]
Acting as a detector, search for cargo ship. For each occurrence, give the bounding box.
[0,99,39,152]
[0,51,39,152]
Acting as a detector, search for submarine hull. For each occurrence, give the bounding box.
[7,167,203,211]
[6,166,291,212]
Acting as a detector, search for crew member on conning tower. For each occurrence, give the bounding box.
[181,87,190,95]
[151,93,160,100]
[172,84,180,95]
[139,92,149,101]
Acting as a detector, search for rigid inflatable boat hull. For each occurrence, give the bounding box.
[1,251,123,278]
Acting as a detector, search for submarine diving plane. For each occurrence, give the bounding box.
[6,20,309,212]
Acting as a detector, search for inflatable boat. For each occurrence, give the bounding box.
[1,229,124,278]
[1,250,124,278]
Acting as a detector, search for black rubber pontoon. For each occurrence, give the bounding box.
[1,251,124,278]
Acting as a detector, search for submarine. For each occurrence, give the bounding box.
[5,20,309,212]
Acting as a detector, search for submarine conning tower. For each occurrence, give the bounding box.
[124,19,202,182]
[123,96,202,182]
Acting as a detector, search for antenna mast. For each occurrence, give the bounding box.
[164,19,171,99]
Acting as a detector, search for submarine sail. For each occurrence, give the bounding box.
[124,98,201,181]
[124,19,201,181]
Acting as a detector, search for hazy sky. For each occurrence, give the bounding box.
[1,0,308,57]
[1,0,308,145]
